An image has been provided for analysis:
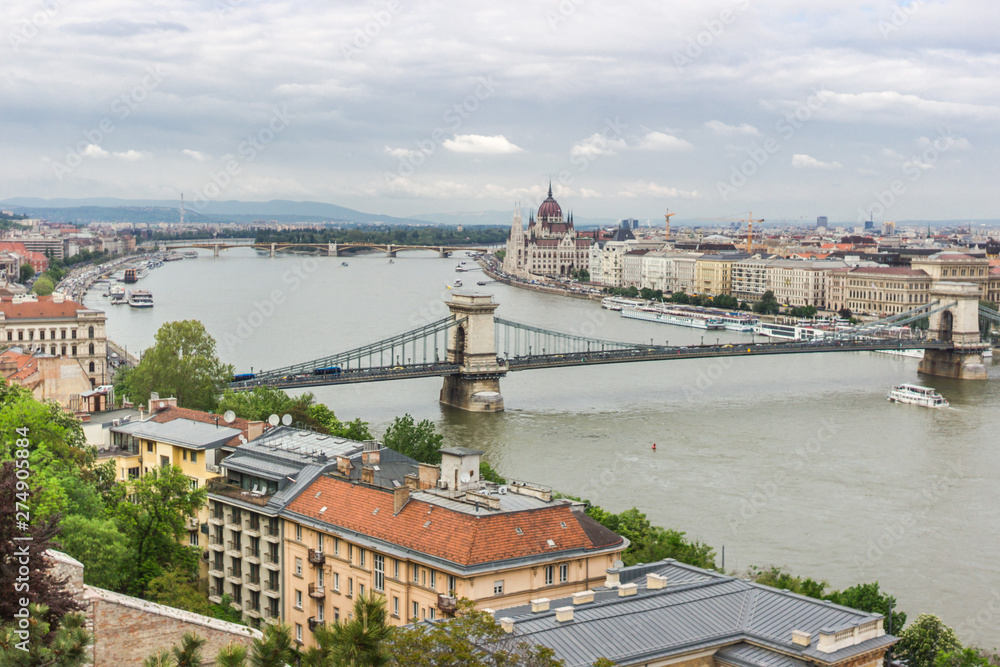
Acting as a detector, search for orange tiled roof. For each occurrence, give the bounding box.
[148,405,253,447]
[286,475,623,567]
[0,350,38,381]
[0,295,90,320]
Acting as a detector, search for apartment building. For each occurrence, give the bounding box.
[281,447,625,649]
[827,267,932,316]
[695,252,748,296]
[622,250,650,288]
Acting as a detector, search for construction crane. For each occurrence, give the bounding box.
[664,210,675,241]
[744,211,764,255]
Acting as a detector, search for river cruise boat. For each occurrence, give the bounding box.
[127,290,154,308]
[715,312,759,332]
[164,252,183,261]
[601,296,646,311]
[621,305,725,330]
[183,251,198,258]
[887,383,948,408]
[753,321,829,340]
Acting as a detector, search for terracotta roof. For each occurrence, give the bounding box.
[0,350,38,381]
[0,295,91,320]
[286,475,624,567]
[848,267,929,277]
[148,405,254,448]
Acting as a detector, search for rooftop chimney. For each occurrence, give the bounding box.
[792,630,812,647]
[336,456,352,477]
[246,421,264,441]
[604,568,620,588]
[571,590,594,605]
[361,467,374,485]
[499,618,515,634]
[418,462,440,489]
[647,573,667,590]
[530,598,550,613]
[554,607,574,623]
[618,583,638,597]
[393,485,411,514]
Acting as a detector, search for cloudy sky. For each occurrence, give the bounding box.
[3,0,998,224]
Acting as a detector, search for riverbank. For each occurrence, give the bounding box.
[477,256,602,302]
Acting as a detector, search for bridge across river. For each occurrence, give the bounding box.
[147,239,489,258]
[233,284,998,412]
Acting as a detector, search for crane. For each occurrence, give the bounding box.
[691,211,765,253]
[664,210,675,241]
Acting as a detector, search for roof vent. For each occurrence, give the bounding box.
[571,590,594,605]
[792,630,812,647]
[554,606,574,622]
[546,539,556,548]
[515,528,523,535]
[372,507,380,515]
[618,583,638,597]
[530,598,550,613]
[423,520,431,528]
[647,573,667,589]
[319,506,327,514]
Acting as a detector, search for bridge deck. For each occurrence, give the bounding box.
[233,339,949,390]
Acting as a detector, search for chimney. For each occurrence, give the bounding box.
[404,473,419,489]
[604,568,620,588]
[246,421,264,441]
[618,583,638,597]
[646,573,667,589]
[361,467,374,485]
[571,590,594,605]
[530,598,550,613]
[393,485,411,514]
[499,618,515,634]
[792,630,812,647]
[418,462,440,489]
[336,456,352,476]
[554,607,574,623]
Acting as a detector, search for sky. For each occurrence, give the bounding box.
[3,0,998,224]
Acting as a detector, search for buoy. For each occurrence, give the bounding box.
[652,443,657,451]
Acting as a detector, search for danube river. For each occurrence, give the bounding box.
[86,248,1000,645]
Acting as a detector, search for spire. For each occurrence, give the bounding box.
[548,180,553,198]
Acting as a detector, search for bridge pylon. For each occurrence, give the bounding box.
[919,281,988,380]
[440,292,506,412]
[386,245,397,258]
[327,243,339,257]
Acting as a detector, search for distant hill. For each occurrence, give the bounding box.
[409,209,614,229]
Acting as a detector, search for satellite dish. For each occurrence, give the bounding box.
[158,401,165,408]
[281,414,293,426]
[223,410,236,424]
[268,414,279,426]
[459,472,471,484]
[239,435,247,444]
[613,559,624,569]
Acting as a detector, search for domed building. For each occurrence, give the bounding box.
[503,184,592,279]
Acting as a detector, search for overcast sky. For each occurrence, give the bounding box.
[3,0,997,223]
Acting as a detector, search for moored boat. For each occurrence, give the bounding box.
[621,305,725,330]
[127,290,154,308]
[601,296,645,311]
[887,383,948,408]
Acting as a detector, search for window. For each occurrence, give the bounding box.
[17,331,23,341]
[295,590,302,609]
[39,330,44,340]
[374,554,384,591]
[295,524,302,541]
[348,544,353,563]
[182,450,188,461]
[392,596,399,617]
[559,563,568,583]
[393,559,399,580]
[359,549,365,568]
[61,345,66,356]
[544,565,554,586]
[61,330,66,339]
[429,570,436,590]
[295,557,303,577]
[318,604,324,622]
[430,608,436,620]
[160,455,169,468]
[334,607,340,622]
[334,537,340,556]
[72,330,76,339]
[412,601,419,620]
[333,572,340,592]
[448,575,457,595]
[71,345,77,356]
[295,624,302,643]
[359,583,365,597]
[189,532,199,546]
[189,478,198,491]
[348,578,353,597]
[317,534,324,552]
[318,570,324,587]
[191,451,197,463]
[494,580,504,595]
[412,565,419,583]
[88,361,95,373]
[88,325,94,339]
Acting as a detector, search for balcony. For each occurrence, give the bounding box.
[208,511,224,526]
[307,549,326,566]
[226,567,243,585]
[264,611,281,624]
[244,546,261,563]
[264,552,280,570]
[308,617,321,632]
[207,476,271,507]
[244,599,261,615]
[263,525,280,542]
[208,535,224,550]
[185,516,200,531]
[226,516,242,531]
[264,583,281,598]
[308,583,325,599]
[208,586,223,604]
[208,564,224,579]
[225,541,243,559]
[437,594,458,615]
[244,520,261,538]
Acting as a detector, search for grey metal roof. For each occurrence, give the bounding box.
[112,418,241,450]
[439,446,484,456]
[717,642,810,667]
[492,560,895,667]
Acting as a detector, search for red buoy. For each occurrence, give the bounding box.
[652,443,657,451]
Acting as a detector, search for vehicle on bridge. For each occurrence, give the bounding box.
[233,373,256,382]
[314,366,342,376]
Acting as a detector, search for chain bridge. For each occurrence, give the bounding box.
[232,284,997,412]
[149,239,489,258]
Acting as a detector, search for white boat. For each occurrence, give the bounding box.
[183,251,198,259]
[887,383,948,408]
[109,284,126,304]
[164,252,183,262]
[984,348,993,359]
[601,296,646,311]
[754,322,828,340]
[454,279,463,288]
[877,349,925,359]
[622,305,725,330]
[127,290,154,308]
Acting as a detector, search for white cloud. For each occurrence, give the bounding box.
[704,120,760,136]
[902,159,934,172]
[113,150,147,161]
[621,181,702,199]
[570,133,628,157]
[442,134,523,155]
[791,154,842,170]
[181,149,210,161]
[384,146,423,160]
[638,132,693,152]
[82,144,109,158]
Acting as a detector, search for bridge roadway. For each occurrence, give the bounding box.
[233,338,951,391]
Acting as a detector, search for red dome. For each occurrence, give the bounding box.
[537,183,562,221]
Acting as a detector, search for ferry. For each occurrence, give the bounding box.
[887,383,948,408]
[622,305,725,330]
[753,322,828,341]
[183,251,198,259]
[127,290,154,308]
[164,252,183,262]
[601,296,646,311]
[715,312,759,332]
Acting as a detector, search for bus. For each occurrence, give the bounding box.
[313,366,342,376]
[232,373,255,382]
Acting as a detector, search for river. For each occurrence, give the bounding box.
[85,248,1000,645]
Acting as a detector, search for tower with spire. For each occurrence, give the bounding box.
[504,181,591,279]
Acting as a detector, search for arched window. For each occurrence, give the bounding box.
[88,326,95,339]
[88,343,95,356]
[89,361,95,373]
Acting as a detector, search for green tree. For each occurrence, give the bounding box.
[214,643,249,667]
[172,632,207,667]
[386,599,564,667]
[0,605,91,667]
[18,263,34,283]
[753,290,780,315]
[669,291,690,304]
[32,275,55,295]
[216,387,371,440]
[747,566,827,599]
[57,515,129,591]
[825,582,905,632]
[109,465,207,597]
[935,648,995,667]
[143,650,176,667]
[382,414,444,464]
[249,623,298,667]
[123,320,234,411]
[896,614,962,667]
[313,593,392,667]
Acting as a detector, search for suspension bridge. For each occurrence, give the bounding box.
[148,239,490,258]
[231,280,998,412]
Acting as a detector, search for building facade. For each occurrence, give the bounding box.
[503,185,591,279]
[827,267,932,316]
[695,253,748,296]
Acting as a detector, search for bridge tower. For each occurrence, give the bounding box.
[919,281,988,380]
[386,245,397,258]
[327,243,339,257]
[440,292,506,412]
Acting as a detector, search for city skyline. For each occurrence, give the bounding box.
[3,0,996,222]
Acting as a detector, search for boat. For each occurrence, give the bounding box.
[454,279,463,288]
[164,252,183,262]
[753,321,828,341]
[984,348,993,359]
[455,266,468,272]
[137,268,149,279]
[887,383,949,408]
[876,349,925,359]
[621,305,725,330]
[477,281,488,286]
[127,290,154,308]
[109,284,126,304]
[183,251,198,259]
[601,296,646,311]
[123,268,137,284]
[341,262,349,267]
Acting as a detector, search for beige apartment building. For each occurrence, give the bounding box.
[695,253,748,296]
[827,266,932,316]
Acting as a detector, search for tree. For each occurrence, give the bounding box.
[825,582,905,632]
[936,648,995,667]
[583,506,715,569]
[123,320,234,411]
[108,465,207,597]
[838,308,852,320]
[143,650,176,667]
[18,263,34,283]
[249,623,298,667]
[747,566,827,599]
[32,275,55,296]
[382,414,444,464]
[386,599,564,667]
[214,643,249,667]
[896,614,962,667]
[56,515,129,591]
[172,632,207,667]
[216,387,371,440]
[313,593,392,667]
[669,291,690,304]
[753,291,780,315]
[0,605,91,667]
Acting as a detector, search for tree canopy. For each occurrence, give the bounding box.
[216,387,371,440]
[896,614,962,667]
[382,414,445,464]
